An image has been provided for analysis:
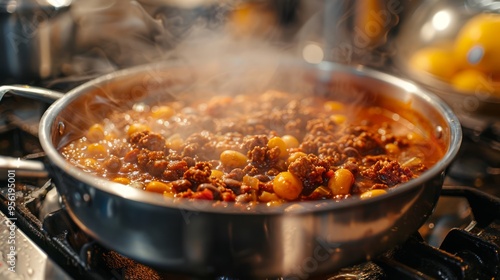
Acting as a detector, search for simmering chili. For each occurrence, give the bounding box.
[60,90,444,205]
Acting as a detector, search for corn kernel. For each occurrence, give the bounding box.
[360,189,387,199]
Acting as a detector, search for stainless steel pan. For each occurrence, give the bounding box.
[0,58,462,278]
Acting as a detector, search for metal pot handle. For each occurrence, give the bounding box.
[0,156,48,179]
[0,85,64,103]
[0,85,63,178]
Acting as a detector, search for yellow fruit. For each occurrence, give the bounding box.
[409,47,457,80]
[454,14,500,73]
[451,69,495,94]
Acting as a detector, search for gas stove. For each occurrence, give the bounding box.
[1,1,500,279]
[0,93,499,279]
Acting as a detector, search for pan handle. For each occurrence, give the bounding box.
[0,156,49,179]
[0,85,65,103]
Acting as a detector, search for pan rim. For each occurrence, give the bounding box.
[38,59,463,215]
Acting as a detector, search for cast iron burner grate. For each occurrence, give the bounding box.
[1,179,499,280]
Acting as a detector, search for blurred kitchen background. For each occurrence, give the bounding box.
[1,1,500,279]
[0,0,421,85]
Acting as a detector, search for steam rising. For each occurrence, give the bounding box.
[67,0,302,79]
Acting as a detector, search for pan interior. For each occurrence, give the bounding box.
[39,58,462,214]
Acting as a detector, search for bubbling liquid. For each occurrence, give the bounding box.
[60,90,444,206]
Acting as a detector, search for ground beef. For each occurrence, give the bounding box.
[61,90,443,205]
[104,156,122,173]
[183,162,212,185]
[171,179,192,192]
[140,133,166,151]
[162,160,188,181]
[288,154,328,194]
[137,150,168,177]
[361,159,415,186]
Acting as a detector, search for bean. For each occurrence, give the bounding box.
[113,177,131,185]
[273,171,303,200]
[287,151,306,165]
[145,181,172,194]
[360,189,387,199]
[87,124,105,143]
[324,101,344,111]
[328,168,354,195]
[223,178,242,189]
[385,143,399,154]
[220,150,248,168]
[171,179,192,192]
[127,123,150,136]
[78,158,100,171]
[267,137,288,158]
[87,143,108,158]
[254,174,270,182]
[281,135,299,149]
[151,105,175,119]
[105,132,118,141]
[197,183,221,200]
[330,114,346,125]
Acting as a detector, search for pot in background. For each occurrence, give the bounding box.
[0,0,74,83]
